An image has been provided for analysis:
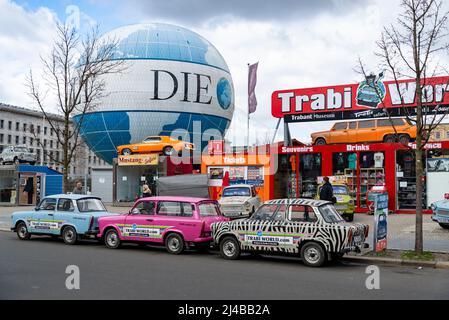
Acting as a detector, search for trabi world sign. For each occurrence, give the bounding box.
[272,76,449,122]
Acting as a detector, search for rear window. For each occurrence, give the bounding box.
[199,202,220,216]
[359,120,375,129]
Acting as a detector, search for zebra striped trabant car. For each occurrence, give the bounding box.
[211,199,369,267]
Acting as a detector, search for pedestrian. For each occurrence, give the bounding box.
[72,180,84,195]
[23,177,34,205]
[142,184,152,198]
[319,177,336,203]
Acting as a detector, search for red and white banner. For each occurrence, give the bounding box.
[272,76,449,122]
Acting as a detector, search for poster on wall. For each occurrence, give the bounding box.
[208,167,225,187]
[373,193,388,253]
[427,158,449,172]
[229,166,246,184]
[247,166,265,187]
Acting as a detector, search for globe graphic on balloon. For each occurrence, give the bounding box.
[73,23,235,164]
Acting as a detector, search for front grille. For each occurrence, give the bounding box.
[436,209,449,217]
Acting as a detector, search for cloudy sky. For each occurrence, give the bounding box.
[1,0,445,145]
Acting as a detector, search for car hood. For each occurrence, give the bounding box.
[433,200,449,209]
[219,197,252,205]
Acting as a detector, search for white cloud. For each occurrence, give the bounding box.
[0,0,57,108]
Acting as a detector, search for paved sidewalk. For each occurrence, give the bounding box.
[1,205,448,252]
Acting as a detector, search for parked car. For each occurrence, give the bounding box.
[311,118,416,145]
[116,136,195,156]
[431,195,449,229]
[97,197,230,254]
[219,185,262,219]
[11,195,116,244]
[0,145,37,165]
[211,199,369,267]
[316,183,355,221]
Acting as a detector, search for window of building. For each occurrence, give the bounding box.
[30,124,34,133]
[50,128,54,136]
[22,136,26,144]
[15,122,19,131]
[30,138,33,146]
[0,119,3,129]
[37,126,41,134]
[88,156,92,164]
[15,136,19,144]
[0,134,3,143]
[23,123,27,132]
[7,135,12,144]
[50,140,53,149]
[435,131,441,140]
[8,121,12,130]
[44,139,47,147]
[446,131,449,140]
[44,127,47,135]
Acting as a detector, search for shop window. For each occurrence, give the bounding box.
[359,152,386,208]
[332,152,357,175]
[299,153,321,198]
[396,150,427,210]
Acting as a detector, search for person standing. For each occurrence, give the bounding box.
[72,180,84,195]
[23,177,34,205]
[142,184,152,198]
[319,177,335,203]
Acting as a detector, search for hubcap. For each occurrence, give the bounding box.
[224,241,236,257]
[169,237,180,251]
[123,149,131,155]
[305,247,320,264]
[107,233,118,247]
[19,226,27,238]
[65,229,74,241]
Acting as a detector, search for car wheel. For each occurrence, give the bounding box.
[383,135,396,143]
[163,146,174,156]
[16,222,31,240]
[220,236,241,260]
[165,233,185,254]
[301,242,326,267]
[121,148,132,156]
[439,223,449,230]
[399,134,411,144]
[104,229,121,249]
[315,138,326,146]
[62,226,78,245]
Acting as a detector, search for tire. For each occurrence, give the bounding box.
[220,236,241,260]
[104,229,121,249]
[16,222,31,240]
[301,242,326,267]
[163,146,174,156]
[165,233,184,254]
[121,148,132,156]
[62,226,78,245]
[399,134,411,144]
[439,223,449,230]
[383,135,395,143]
[315,138,326,146]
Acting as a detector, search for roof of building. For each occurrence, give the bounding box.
[0,103,66,122]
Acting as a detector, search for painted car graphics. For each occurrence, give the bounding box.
[116,224,172,238]
[212,199,369,255]
[27,219,65,231]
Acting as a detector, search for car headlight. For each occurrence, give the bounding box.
[349,200,354,206]
[244,202,251,209]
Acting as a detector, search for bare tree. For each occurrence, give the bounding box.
[359,0,449,254]
[27,23,126,192]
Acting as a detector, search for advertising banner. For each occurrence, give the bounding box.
[272,76,449,122]
[373,193,388,253]
[118,154,159,166]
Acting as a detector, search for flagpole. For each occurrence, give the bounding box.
[247,63,250,149]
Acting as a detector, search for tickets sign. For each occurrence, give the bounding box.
[118,154,159,166]
[272,76,449,122]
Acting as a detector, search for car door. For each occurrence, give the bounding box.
[356,120,376,142]
[122,200,158,242]
[329,122,349,144]
[242,204,288,253]
[284,204,319,253]
[155,201,200,242]
[30,198,57,234]
[54,198,77,235]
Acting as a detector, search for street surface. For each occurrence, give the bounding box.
[1,232,448,300]
[2,205,448,252]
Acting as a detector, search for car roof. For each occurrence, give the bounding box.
[223,184,253,188]
[138,196,214,203]
[43,194,101,200]
[265,198,331,206]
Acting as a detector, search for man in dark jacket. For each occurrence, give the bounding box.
[319,177,334,202]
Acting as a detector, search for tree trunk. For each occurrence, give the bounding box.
[414,146,424,254]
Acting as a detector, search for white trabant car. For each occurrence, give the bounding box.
[0,145,37,165]
[219,185,262,219]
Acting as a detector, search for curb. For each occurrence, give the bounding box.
[343,255,449,269]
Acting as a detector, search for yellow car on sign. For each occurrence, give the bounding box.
[316,183,355,222]
[117,136,195,156]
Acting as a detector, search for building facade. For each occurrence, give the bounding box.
[0,103,111,181]
[429,123,449,141]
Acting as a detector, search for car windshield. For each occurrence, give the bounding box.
[319,204,344,223]
[199,202,220,216]
[332,186,348,195]
[251,204,279,221]
[77,198,106,212]
[222,187,251,197]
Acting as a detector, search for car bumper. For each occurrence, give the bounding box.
[432,215,449,224]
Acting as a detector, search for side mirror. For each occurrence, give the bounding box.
[130,208,140,215]
[35,207,40,211]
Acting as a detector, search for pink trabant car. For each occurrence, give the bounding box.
[97,197,229,254]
